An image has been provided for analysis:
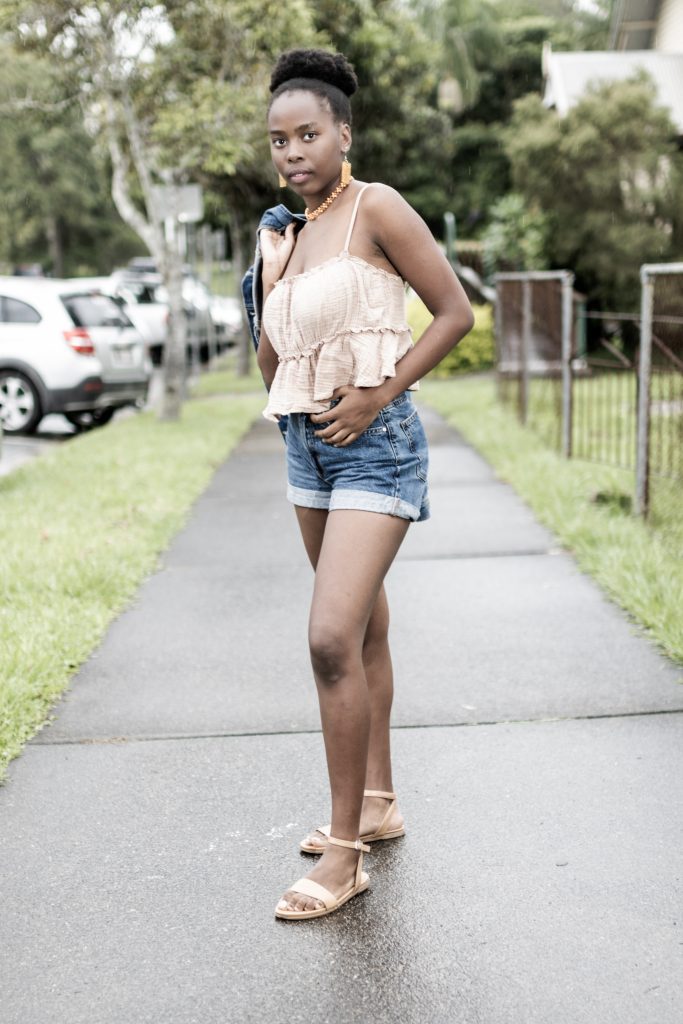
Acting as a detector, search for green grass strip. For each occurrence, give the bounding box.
[420,375,683,667]
[0,391,263,780]
[190,353,263,398]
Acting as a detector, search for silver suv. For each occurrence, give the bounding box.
[0,277,151,434]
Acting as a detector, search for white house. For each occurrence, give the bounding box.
[543,0,683,134]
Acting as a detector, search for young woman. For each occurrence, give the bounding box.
[256,49,474,921]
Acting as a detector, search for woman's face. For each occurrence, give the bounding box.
[268,89,351,198]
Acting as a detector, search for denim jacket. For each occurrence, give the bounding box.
[241,204,307,351]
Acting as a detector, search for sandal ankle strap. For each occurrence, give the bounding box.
[327,836,371,853]
[364,789,397,800]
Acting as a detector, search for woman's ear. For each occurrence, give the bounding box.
[340,123,352,151]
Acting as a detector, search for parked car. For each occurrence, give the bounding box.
[123,258,239,358]
[124,263,213,361]
[152,276,214,361]
[0,277,151,434]
[72,274,168,366]
[210,294,243,348]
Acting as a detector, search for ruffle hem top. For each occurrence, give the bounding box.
[261,183,418,422]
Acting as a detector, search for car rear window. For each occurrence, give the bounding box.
[61,292,132,328]
[119,280,160,304]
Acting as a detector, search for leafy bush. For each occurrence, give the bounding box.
[407,298,494,376]
[504,73,682,308]
[481,192,549,276]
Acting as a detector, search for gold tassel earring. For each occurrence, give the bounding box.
[278,173,287,188]
[341,155,352,186]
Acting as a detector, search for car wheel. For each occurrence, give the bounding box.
[0,371,42,435]
[65,407,116,431]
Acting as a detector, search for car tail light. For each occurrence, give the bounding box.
[64,327,95,355]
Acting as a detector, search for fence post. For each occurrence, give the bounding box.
[561,272,574,458]
[520,278,531,425]
[494,278,503,402]
[635,267,653,517]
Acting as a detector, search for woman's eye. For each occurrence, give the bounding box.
[304,132,317,141]
[272,138,286,148]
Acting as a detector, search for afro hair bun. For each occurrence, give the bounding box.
[270,49,358,97]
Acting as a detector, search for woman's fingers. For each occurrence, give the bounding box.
[318,425,358,446]
[259,223,297,270]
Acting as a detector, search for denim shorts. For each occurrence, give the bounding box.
[285,391,430,522]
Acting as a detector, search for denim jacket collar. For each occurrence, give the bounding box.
[241,205,307,350]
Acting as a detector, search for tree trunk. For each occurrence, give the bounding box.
[158,242,187,421]
[45,214,63,277]
[105,92,188,421]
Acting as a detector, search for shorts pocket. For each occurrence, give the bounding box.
[399,408,428,482]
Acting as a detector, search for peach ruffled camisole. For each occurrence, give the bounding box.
[262,183,418,422]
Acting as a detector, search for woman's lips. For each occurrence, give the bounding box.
[288,170,313,183]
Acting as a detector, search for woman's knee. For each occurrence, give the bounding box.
[308,622,360,684]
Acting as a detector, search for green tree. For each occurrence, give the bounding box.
[4,0,314,400]
[4,1,205,416]
[412,0,502,112]
[410,0,612,236]
[505,74,682,308]
[481,193,549,275]
[0,42,140,276]
[311,0,457,225]
[150,0,318,373]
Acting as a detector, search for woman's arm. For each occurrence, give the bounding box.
[256,325,279,391]
[368,184,475,401]
[312,184,475,445]
[255,223,297,390]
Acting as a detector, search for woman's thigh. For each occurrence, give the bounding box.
[310,510,409,644]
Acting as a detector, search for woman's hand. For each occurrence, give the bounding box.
[310,385,383,447]
[259,223,297,284]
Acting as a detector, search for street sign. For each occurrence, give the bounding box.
[150,184,203,223]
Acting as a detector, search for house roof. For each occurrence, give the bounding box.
[542,49,683,132]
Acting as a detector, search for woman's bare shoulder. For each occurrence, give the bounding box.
[356,182,425,250]
[359,181,411,214]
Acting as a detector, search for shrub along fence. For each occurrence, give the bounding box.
[494,263,683,519]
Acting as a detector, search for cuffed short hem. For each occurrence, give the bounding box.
[286,483,331,509]
[287,484,429,522]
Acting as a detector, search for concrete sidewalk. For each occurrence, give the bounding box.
[1,403,682,1024]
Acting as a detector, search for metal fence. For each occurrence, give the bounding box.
[494,264,683,518]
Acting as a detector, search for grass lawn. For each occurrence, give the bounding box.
[190,348,263,398]
[0,386,263,781]
[420,374,683,667]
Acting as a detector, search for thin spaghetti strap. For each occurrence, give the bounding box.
[342,183,373,253]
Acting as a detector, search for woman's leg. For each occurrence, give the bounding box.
[359,585,405,836]
[278,508,409,914]
[295,510,404,846]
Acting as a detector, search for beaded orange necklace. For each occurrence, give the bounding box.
[304,177,353,221]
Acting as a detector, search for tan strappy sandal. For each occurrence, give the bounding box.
[299,790,406,854]
[275,836,371,920]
